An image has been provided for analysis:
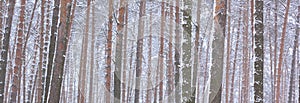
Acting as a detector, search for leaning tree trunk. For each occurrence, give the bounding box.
[48,1,73,102]
[275,0,291,102]
[204,0,226,102]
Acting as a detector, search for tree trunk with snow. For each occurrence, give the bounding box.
[204,0,226,102]
[48,1,72,102]
[134,0,146,102]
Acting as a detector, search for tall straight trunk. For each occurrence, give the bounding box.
[105,0,114,102]
[174,0,181,102]
[78,0,90,102]
[275,0,291,102]
[192,0,201,102]
[44,0,61,102]
[288,4,299,103]
[41,0,51,102]
[225,0,231,102]
[37,0,46,102]
[88,1,95,103]
[0,0,15,102]
[48,1,72,102]
[11,0,25,102]
[0,0,3,55]
[205,0,226,102]
[105,0,113,102]
[134,0,146,102]
[297,5,300,103]
[167,1,174,102]
[114,0,125,102]
[273,1,279,101]
[242,0,249,102]
[254,0,264,102]
[229,12,241,103]
[146,8,153,103]
[157,1,165,102]
[122,1,128,102]
[266,3,273,102]
[182,0,192,102]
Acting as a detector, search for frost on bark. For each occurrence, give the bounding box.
[88,1,96,103]
[48,1,72,102]
[78,0,91,102]
[174,0,181,102]
[11,0,25,102]
[44,0,60,102]
[114,0,125,102]
[0,0,15,102]
[134,0,146,102]
[204,0,226,102]
[105,0,113,102]
[254,0,264,102]
[182,0,192,102]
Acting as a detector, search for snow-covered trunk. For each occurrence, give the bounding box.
[122,2,129,102]
[0,0,15,102]
[37,0,46,102]
[204,0,226,102]
[44,0,60,102]
[167,1,174,102]
[48,1,72,102]
[254,0,264,102]
[134,0,146,102]
[88,1,96,103]
[181,0,192,102]
[287,4,299,103]
[78,0,91,102]
[114,0,125,102]
[157,1,165,102]
[174,0,181,102]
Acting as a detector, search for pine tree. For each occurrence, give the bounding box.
[254,0,264,102]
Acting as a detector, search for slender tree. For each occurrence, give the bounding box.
[229,11,241,103]
[11,0,26,102]
[105,0,114,102]
[122,1,129,102]
[225,0,231,102]
[134,0,146,102]
[275,0,291,102]
[254,0,264,102]
[78,0,91,102]
[37,0,46,102]
[0,0,15,102]
[174,0,181,102]
[157,0,165,102]
[146,8,153,103]
[167,1,174,102]
[242,0,250,102]
[89,0,96,103]
[114,0,125,102]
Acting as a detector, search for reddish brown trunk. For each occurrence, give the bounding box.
[275,0,291,102]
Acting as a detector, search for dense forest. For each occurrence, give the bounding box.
[0,0,299,103]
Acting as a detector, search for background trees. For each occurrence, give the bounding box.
[0,0,299,103]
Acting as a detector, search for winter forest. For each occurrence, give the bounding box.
[0,0,299,103]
